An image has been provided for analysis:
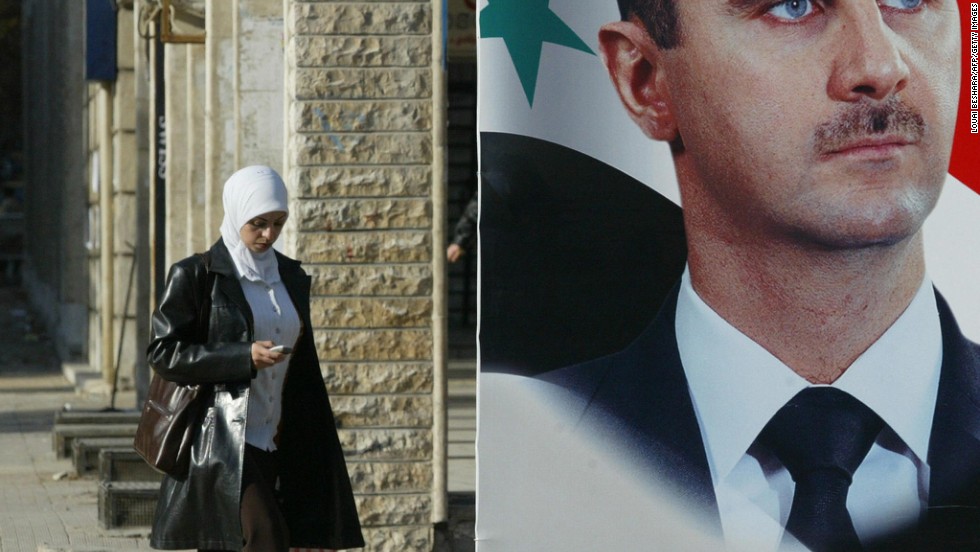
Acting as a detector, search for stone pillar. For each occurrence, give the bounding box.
[238,1,284,170]
[58,0,91,362]
[87,83,103,376]
[85,2,144,387]
[162,41,208,264]
[187,44,208,253]
[285,2,438,550]
[204,0,239,243]
[203,0,285,241]
[134,1,153,405]
[21,0,89,361]
[164,44,190,267]
[111,3,140,393]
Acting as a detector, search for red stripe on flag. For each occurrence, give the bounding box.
[952,0,980,194]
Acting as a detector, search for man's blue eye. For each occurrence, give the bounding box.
[768,0,814,19]
[880,0,923,10]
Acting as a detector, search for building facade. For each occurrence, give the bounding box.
[21,0,477,549]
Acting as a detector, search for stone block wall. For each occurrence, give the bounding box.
[285,1,438,550]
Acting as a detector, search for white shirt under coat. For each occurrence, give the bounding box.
[240,277,302,452]
[675,267,942,552]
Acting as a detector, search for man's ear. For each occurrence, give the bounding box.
[598,21,679,142]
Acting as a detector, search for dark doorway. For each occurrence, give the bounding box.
[447,61,477,359]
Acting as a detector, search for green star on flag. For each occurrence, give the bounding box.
[480,0,596,107]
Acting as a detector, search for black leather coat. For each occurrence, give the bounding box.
[147,239,364,550]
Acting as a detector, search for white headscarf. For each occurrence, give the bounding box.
[219,165,289,284]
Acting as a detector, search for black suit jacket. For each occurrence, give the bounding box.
[539,285,980,550]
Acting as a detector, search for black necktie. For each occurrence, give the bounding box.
[757,387,884,552]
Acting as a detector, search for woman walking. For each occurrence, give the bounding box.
[147,165,363,551]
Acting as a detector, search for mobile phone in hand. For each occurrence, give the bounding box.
[269,345,292,354]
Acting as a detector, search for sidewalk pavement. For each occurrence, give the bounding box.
[0,286,152,551]
[0,285,479,551]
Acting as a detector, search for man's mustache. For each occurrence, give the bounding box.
[814,97,925,155]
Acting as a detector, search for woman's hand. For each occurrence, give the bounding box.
[251,340,288,371]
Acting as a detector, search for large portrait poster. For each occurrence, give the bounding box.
[476,0,980,550]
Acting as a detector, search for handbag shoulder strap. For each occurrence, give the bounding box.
[196,251,216,340]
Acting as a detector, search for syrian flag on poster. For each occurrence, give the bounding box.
[936,0,980,342]
[477,1,688,376]
[476,0,980,367]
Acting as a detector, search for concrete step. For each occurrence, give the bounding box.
[52,423,137,458]
[61,361,103,389]
[98,481,159,530]
[99,448,163,483]
[54,409,140,426]
[71,437,134,475]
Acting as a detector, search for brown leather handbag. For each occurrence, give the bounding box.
[133,374,204,477]
[133,252,214,478]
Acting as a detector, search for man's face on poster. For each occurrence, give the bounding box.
[603,0,960,250]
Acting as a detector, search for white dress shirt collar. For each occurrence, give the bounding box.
[676,266,943,487]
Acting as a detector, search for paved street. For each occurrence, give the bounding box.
[0,286,152,551]
[0,285,478,551]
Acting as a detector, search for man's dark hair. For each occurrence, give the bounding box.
[617,0,681,49]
